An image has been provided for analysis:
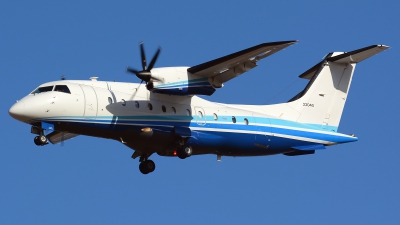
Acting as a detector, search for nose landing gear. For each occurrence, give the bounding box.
[31,125,49,146]
[34,135,48,146]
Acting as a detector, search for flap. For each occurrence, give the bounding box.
[47,131,79,144]
[188,41,297,84]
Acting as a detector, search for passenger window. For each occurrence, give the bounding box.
[31,86,54,94]
[122,99,126,106]
[108,97,113,104]
[54,85,71,94]
[213,113,218,120]
[244,118,249,125]
[232,116,236,123]
[186,109,191,116]
[135,101,140,108]
[162,105,166,113]
[198,111,203,118]
[171,107,176,114]
[148,103,153,110]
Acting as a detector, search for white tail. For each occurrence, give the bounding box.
[284,45,389,131]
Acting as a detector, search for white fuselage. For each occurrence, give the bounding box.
[9,79,357,158]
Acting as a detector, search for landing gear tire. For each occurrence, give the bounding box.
[177,145,192,159]
[34,135,47,146]
[139,160,156,174]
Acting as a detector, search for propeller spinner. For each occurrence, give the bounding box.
[127,42,161,90]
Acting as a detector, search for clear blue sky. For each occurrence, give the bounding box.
[1,1,399,224]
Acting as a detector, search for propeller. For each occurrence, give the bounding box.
[127,42,162,90]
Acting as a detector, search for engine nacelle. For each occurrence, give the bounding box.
[150,67,216,96]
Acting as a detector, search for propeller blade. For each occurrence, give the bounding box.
[150,76,162,82]
[147,47,161,71]
[136,71,152,82]
[140,42,147,71]
[130,80,143,100]
[127,67,139,74]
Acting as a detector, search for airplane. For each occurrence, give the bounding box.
[9,40,389,174]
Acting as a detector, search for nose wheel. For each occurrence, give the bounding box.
[139,160,156,174]
[34,135,48,146]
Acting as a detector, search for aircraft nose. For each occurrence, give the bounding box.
[9,100,25,121]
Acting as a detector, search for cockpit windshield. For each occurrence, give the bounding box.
[54,85,71,94]
[31,86,54,94]
[31,85,71,94]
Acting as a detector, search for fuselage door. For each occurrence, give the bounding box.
[80,85,98,119]
[195,107,206,125]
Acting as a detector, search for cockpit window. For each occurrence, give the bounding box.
[31,86,54,94]
[54,85,71,94]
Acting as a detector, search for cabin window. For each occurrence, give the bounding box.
[54,85,71,94]
[198,111,203,118]
[244,118,249,125]
[135,101,139,108]
[213,113,218,120]
[148,103,153,110]
[31,86,54,94]
[162,105,166,113]
[186,109,191,116]
[108,97,113,104]
[171,107,176,114]
[232,116,236,123]
[122,99,126,106]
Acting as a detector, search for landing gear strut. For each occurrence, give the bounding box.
[138,155,156,174]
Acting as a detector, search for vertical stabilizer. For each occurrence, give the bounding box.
[287,45,389,131]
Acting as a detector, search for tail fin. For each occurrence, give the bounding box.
[287,45,389,131]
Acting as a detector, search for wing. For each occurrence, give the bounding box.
[47,131,79,144]
[187,40,297,85]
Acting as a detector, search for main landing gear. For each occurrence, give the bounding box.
[135,144,193,175]
[138,155,155,174]
[177,145,192,159]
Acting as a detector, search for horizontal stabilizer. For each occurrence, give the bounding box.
[328,45,389,64]
[292,144,326,151]
[299,44,389,80]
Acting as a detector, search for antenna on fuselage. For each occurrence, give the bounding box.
[61,75,66,80]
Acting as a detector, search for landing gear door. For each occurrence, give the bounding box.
[80,85,98,119]
[194,107,206,125]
